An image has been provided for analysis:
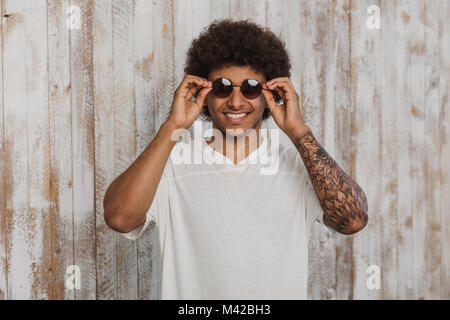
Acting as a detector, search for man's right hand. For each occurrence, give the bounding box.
[167,74,212,130]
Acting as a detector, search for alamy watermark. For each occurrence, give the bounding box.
[67,5,81,30]
[366,264,381,290]
[65,265,81,290]
[366,5,381,30]
[170,121,280,175]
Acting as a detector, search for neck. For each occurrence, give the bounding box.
[207,121,264,164]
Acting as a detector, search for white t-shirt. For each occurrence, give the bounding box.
[121,119,326,299]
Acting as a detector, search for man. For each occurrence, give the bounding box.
[103,19,368,299]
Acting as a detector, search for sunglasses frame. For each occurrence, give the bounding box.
[209,77,283,104]
[210,77,263,100]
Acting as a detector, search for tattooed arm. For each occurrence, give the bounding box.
[290,126,369,235]
[260,76,368,234]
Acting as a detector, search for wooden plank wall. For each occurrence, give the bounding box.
[0,0,449,299]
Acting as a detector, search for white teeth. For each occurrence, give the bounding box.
[226,113,247,119]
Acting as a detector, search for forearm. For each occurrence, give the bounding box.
[290,126,368,235]
[103,120,179,232]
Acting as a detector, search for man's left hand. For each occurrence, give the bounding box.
[261,77,310,139]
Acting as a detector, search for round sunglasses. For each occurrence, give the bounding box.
[209,77,282,103]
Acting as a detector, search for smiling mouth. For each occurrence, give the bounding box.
[223,112,250,123]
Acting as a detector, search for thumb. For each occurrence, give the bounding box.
[262,89,284,123]
[195,86,212,108]
[262,89,280,114]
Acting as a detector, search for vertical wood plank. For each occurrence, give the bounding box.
[350,0,382,299]
[70,0,96,300]
[439,0,450,300]
[229,0,265,22]
[395,0,426,299]
[299,0,331,299]
[324,0,353,300]
[209,0,229,21]
[0,0,448,300]
[395,0,413,299]
[423,0,441,300]
[154,0,175,126]
[378,0,399,299]
[293,0,352,300]
[0,0,6,301]
[2,0,52,299]
[409,0,427,299]
[47,0,75,299]
[93,0,118,300]
[133,0,159,300]
[112,0,138,300]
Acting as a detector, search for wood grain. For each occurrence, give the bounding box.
[93,0,117,300]
[0,0,7,301]
[70,0,96,300]
[47,0,74,299]
[438,0,450,300]
[134,0,158,300]
[423,0,441,300]
[112,0,138,300]
[2,0,52,299]
[350,0,383,299]
[0,0,449,300]
[378,0,399,299]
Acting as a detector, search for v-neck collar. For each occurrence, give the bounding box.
[197,132,268,166]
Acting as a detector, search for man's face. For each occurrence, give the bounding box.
[204,65,267,137]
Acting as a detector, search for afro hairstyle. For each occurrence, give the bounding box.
[183,18,291,120]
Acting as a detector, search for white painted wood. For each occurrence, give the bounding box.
[350,0,383,300]
[0,0,449,300]
[395,0,426,300]
[154,0,175,126]
[0,0,7,301]
[93,0,118,300]
[2,0,51,299]
[378,0,400,299]
[423,0,441,300]
[438,0,450,300]
[133,0,159,300]
[111,0,139,300]
[47,0,75,300]
[325,0,353,300]
[296,0,353,300]
[70,0,97,300]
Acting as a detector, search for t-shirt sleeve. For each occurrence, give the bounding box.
[120,173,170,241]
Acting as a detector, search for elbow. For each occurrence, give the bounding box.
[341,211,369,235]
[104,208,138,234]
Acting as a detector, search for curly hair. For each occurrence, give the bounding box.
[183,18,291,121]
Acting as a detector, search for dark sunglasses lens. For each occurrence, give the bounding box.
[212,78,232,98]
[242,79,262,99]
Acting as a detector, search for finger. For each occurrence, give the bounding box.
[186,85,201,102]
[186,77,212,101]
[261,88,278,111]
[194,86,213,107]
[267,88,287,107]
[265,81,296,102]
[178,77,211,99]
[265,78,295,91]
[265,79,296,96]
[262,89,285,122]
[264,86,285,105]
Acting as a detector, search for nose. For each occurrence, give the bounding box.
[227,86,247,109]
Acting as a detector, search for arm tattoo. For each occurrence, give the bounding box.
[293,129,368,235]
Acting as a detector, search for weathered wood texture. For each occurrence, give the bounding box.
[0,0,449,299]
